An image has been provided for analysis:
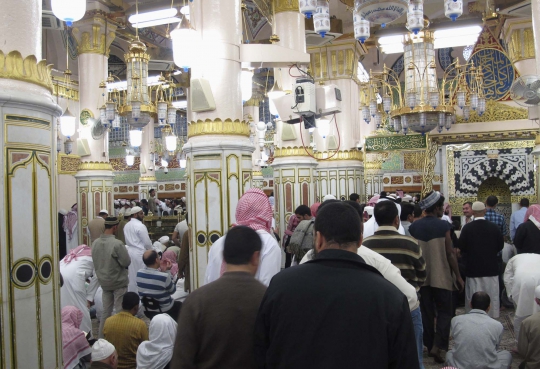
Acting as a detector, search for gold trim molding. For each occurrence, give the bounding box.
[315,149,363,161]
[244,97,262,107]
[78,161,113,171]
[253,171,264,177]
[52,82,79,101]
[456,100,528,123]
[58,154,81,174]
[139,176,157,182]
[274,0,299,13]
[0,50,53,92]
[434,129,537,144]
[188,119,250,138]
[273,146,314,157]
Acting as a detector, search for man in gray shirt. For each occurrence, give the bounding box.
[446,291,512,369]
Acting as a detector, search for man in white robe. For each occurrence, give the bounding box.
[504,253,540,342]
[60,245,99,335]
[363,198,405,238]
[204,188,281,287]
[64,204,79,253]
[124,206,153,292]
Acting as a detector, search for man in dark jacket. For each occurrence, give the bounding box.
[459,201,504,319]
[254,201,418,369]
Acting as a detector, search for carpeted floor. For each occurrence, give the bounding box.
[92,306,525,368]
[423,306,524,368]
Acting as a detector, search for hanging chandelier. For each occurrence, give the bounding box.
[360,29,485,135]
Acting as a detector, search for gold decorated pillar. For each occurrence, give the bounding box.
[271,0,318,237]
[244,97,265,188]
[503,18,536,75]
[309,35,365,201]
[0,0,63,367]
[186,0,255,289]
[72,12,117,246]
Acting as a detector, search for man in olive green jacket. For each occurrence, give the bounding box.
[92,217,131,338]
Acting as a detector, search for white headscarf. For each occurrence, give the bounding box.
[136,314,177,369]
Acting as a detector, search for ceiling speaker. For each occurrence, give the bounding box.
[191,78,216,112]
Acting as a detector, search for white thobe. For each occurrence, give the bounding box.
[124,219,153,292]
[504,253,540,317]
[300,247,419,311]
[124,218,153,251]
[60,256,99,335]
[204,230,282,286]
[362,216,406,238]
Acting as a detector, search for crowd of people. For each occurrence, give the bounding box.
[58,188,540,369]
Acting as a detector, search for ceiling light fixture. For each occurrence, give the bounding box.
[129,8,177,24]
[131,17,181,29]
[51,0,86,26]
[171,15,198,72]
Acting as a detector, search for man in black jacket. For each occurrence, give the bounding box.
[254,201,418,369]
[459,201,504,318]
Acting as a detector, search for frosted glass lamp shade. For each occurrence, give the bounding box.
[52,0,86,26]
[165,134,177,151]
[129,129,143,147]
[171,25,197,72]
[60,108,76,137]
[126,154,135,166]
[157,101,168,123]
[168,106,177,124]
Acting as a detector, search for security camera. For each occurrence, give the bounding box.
[356,144,363,151]
[164,167,169,174]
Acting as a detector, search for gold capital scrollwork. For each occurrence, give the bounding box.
[253,171,264,177]
[187,119,250,138]
[77,161,113,171]
[273,146,314,157]
[314,150,363,161]
[274,0,299,13]
[72,15,117,56]
[0,50,54,92]
[508,27,535,63]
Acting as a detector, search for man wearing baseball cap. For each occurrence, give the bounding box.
[88,209,109,244]
[459,201,504,319]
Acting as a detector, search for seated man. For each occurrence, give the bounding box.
[136,250,182,320]
[446,292,512,369]
[518,285,540,369]
[103,293,148,369]
[90,339,118,369]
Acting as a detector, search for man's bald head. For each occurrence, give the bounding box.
[142,250,159,268]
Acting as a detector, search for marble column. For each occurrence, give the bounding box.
[0,0,63,367]
[271,0,318,237]
[186,0,254,289]
[72,12,117,245]
[309,36,365,201]
[138,118,158,202]
[244,98,264,188]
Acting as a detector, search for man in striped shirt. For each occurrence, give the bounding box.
[363,200,427,368]
[136,250,182,320]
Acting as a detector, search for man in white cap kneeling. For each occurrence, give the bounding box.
[91,339,118,369]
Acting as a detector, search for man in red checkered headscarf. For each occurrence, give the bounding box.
[204,189,281,286]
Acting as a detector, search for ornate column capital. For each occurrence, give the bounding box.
[274,0,299,13]
[72,11,118,57]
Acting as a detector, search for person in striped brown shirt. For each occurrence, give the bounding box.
[363,199,427,369]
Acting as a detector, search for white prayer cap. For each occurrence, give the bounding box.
[99,209,109,215]
[91,339,115,361]
[181,197,186,202]
[364,206,374,216]
[402,195,413,203]
[131,201,136,207]
[536,285,540,300]
[131,206,143,214]
[323,194,336,202]
[124,208,132,217]
[159,236,169,244]
[120,200,126,205]
[59,208,68,215]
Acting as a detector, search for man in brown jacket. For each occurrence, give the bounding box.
[172,225,266,369]
[88,209,109,243]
